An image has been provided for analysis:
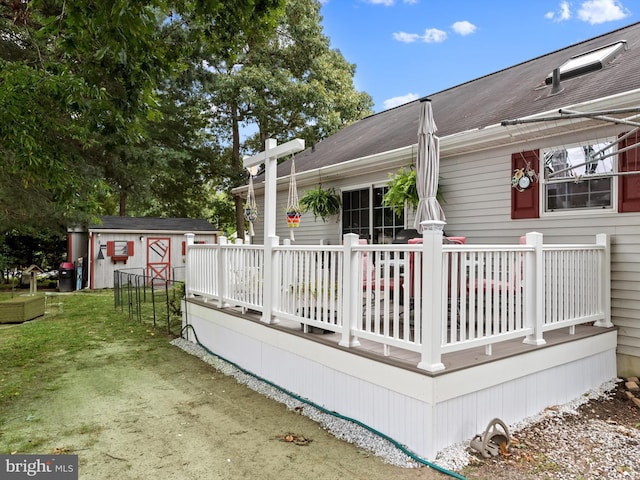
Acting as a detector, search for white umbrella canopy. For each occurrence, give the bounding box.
[413,98,446,233]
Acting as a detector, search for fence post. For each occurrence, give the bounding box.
[339,233,360,348]
[184,233,195,298]
[594,233,613,328]
[523,232,546,346]
[262,235,279,324]
[217,236,228,308]
[417,220,445,372]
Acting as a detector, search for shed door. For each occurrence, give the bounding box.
[147,237,171,284]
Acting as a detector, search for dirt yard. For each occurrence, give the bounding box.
[0,337,449,479]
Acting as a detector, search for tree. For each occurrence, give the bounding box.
[200,0,374,236]
[0,0,284,234]
[1,0,283,273]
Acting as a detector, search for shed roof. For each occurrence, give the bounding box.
[90,216,216,232]
[274,21,640,178]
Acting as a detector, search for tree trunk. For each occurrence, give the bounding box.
[119,190,127,216]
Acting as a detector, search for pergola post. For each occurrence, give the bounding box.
[243,138,305,324]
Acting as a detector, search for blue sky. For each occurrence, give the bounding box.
[318,0,635,112]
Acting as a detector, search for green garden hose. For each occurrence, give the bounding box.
[179,323,467,480]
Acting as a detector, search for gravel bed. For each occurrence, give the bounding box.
[172,338,640,478]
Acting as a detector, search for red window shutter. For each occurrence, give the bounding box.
[106,241,115,257]
[182,241,186,256]
[127,241,134,256]
[619,131,640,212]
[511,150,540,219]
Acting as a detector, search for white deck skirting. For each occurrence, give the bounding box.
[182,300,617,461]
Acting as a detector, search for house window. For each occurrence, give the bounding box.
[342,186,403,243]
[543,139,616,212]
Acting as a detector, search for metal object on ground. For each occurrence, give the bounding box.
[470,418,511,458]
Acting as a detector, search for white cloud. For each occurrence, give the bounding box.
[452,20,477,36]
[393,31,422,43]
[403,0,418,4]
[546,1,572,22]
[383,93,419,110]
[363,0,395,5]
[423,28,447,43]
[578,0,630,24]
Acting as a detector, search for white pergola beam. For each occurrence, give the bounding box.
[243,138,305,168]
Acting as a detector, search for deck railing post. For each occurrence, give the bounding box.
[184,233,195,298]
[217,236,228,307]
[594,233,613,328]
[523,232,546,346]
[261,235,279,324]
[417,220,445,372]
[340,233,361,348]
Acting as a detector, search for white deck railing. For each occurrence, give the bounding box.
[185,229,612,372]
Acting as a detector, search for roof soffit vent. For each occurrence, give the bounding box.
[545,40,627,85]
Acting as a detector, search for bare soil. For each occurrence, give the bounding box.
[0,339,449,479]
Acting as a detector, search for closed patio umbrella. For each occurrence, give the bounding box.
[413,98,445,233]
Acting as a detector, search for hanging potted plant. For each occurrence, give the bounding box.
[286,208,303,228]
[382,166,445,215]
[299,186,342,222]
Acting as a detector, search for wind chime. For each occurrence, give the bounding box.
[285,156,302,241]
[244,168,258,237]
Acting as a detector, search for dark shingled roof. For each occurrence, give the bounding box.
[91,216,215,232]
[275,22,640,178]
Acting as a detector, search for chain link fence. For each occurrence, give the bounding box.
[113,267,185,335]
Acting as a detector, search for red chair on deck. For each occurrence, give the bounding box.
[359,240,401,298]
[406,236,467,299]
[468,236,526,294]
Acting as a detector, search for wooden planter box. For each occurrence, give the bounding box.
[0,296,46,323]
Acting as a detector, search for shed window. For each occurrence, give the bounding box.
[542,139,616,212]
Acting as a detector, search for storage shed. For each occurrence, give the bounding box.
[67,216,218,289]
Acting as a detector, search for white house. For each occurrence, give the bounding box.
[182,22,640,462]
[67,216,217,289]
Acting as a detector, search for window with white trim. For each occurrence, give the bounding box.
[543,139,616,212]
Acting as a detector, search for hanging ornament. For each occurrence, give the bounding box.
[244,170,258,237]
[511,158,538,192]
[286,156,302,241]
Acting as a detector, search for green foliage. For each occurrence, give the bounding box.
[382,168,419,216]
[382,167,445,216]
[299,186,341,222]
[198,0,373,235]
[0,0,284,231]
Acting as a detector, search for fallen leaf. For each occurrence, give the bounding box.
[499,442,511,457]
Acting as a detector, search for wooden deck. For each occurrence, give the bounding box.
[186,297,614,377]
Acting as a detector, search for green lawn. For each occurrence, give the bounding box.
[0,291,174,417]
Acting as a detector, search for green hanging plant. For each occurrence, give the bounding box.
[299,186,342,222]
[382,166,445,216]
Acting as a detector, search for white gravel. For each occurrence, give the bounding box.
[172,338,639,478]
